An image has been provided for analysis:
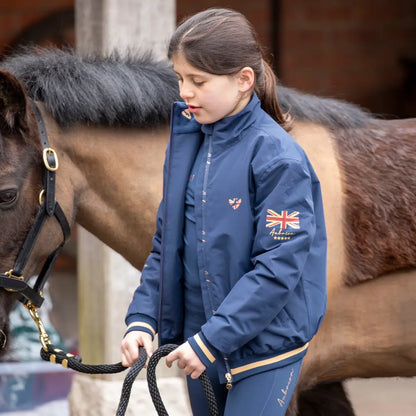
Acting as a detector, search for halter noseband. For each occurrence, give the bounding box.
[0,101,71,308]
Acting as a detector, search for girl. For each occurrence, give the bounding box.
[121,8,327,415]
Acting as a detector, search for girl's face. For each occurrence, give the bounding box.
[172,54,251,124]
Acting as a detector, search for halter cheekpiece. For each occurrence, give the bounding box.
[0,100,71,308]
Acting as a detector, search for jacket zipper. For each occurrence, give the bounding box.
[201,135,212,245]
[224,357,233,389]
[202,135,213,199]
[202,135,233,389]
[201,135,215,309]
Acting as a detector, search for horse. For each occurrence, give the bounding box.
[0,48,415,415]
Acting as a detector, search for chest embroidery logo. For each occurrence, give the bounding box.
[266,210,299,240]
[182,109,192,119]
[228,198,242,210]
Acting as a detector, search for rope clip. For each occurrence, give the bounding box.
[26,301,51,351]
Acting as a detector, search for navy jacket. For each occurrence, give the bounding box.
[126,94,327,384]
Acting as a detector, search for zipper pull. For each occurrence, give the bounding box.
[225,372,233,390]
[224,358,233,389]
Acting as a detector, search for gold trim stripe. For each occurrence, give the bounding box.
[127,321,156,336]
[194,334,215,363]
[231,343,309,375]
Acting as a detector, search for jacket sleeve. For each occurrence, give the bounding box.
[124,200,163,336]
[198,157,319,355]
[124,144,171,335]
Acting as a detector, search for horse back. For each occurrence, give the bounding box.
[297,117,416,286]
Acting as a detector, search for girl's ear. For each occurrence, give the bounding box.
[237,67,255,93]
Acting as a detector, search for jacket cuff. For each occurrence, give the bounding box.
[188,332,217,368]
[125,313,157,340]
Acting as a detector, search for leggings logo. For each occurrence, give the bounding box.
[277,368,294,407]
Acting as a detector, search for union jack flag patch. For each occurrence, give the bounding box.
[266,210,300,229]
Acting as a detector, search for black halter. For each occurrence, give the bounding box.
[0,101,71,307]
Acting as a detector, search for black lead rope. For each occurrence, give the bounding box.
[116,349,148,416]
[40,344,126,374]
[40,343,218,416]
[145,344,218,416]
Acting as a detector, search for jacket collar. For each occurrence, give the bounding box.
[201,93,260,145]
[171,93,261,145]
[171,102,202,135]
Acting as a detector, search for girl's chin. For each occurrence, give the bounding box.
[193,113,222,125]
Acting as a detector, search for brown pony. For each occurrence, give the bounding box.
[0,48,415,415]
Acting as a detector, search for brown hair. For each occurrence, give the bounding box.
[168,8,291,129]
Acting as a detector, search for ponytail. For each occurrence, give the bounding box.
[256,59,292,130]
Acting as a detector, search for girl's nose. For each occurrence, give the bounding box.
[179,83,194,100]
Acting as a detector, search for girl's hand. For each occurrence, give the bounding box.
[166,341,206,379]
[121,330,153,367]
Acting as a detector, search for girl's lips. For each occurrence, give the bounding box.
[187,105,201,113]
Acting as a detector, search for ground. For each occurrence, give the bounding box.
[2,377,416,415]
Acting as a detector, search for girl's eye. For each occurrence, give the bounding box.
[0,189,18,207]
[193,81,204,86]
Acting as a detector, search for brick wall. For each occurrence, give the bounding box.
[176,0,272,54]
[0,0,74,56]
[279,0,416,116]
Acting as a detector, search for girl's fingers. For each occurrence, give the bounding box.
[165,350,178,368]
[121,355,128,367]
[122,345,137,367]
[143,339,154,358]
[121,331,154,367]
[165,344,205,378]
[190,369,202,379]
[121,351,133,367]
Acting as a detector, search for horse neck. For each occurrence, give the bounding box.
[46,113,169,269]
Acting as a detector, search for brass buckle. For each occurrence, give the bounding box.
[38,189,45,205]
[4,270,24,292]
[5,269,24,280]
[42,147,59,172]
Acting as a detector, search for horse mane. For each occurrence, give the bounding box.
[0,47,180,128]
[0,47,374,129]
[277,85,374,129]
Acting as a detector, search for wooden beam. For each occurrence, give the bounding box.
[70,1,178,414]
